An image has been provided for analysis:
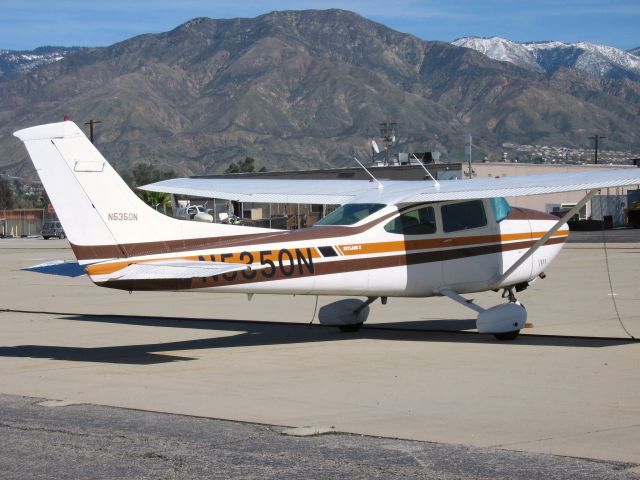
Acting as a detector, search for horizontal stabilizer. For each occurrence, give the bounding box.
[110,259,265,281]
[23,260,86,277]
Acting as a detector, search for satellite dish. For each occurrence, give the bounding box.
[371,140,380,154]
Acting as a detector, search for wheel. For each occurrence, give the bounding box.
[494,330,520,341]
[59,233,65,239]
[338,323,363,333]
[43,236,50,240]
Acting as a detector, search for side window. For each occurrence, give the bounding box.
[441,200,487,233]
[384,206,436,235]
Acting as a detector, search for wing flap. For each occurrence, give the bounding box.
[140,178,378,205]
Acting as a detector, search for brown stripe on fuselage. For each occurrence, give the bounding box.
[71,206,560,261]
[96,236,567,291]
[71,210,398,260]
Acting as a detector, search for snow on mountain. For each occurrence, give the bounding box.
[451,36,544,72]
[0,47,83,79]
[453,37,640,81]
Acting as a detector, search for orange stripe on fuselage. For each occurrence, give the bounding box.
[336,230,568,256]
[86,229,569,277]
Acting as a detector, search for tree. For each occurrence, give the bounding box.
[137,190,171,213]
[0,176,16,209]
[224,157,266,174]
[131,162,176,188]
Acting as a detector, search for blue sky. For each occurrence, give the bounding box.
[1,0,638,51]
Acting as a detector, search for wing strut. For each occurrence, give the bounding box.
[497,188,599,286]
[412,154,440,189]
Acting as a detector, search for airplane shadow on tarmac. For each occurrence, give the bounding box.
[0,314,636,365]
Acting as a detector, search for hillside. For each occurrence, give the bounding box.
[1,10,640,179]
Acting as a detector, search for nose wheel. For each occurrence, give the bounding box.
[494,287,525,340]
[501,286,518,303]
[437,287,526,341]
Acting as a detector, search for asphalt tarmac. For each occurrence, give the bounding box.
[1,236,639,478]
[1,394,638,479]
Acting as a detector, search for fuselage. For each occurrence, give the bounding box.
[86,198,568,298]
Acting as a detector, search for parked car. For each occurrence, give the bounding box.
[42,221,65,239]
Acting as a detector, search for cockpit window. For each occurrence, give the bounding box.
[384,206,436,235]
[315,203,386,226]
[490,197,512,223]
[441,200,487,233]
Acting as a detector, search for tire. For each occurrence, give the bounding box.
[43,236,50,240]
[59,233,65,239]
[338,323,363,333]
[494,330,520,341]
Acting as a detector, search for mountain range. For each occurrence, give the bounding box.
[1,9,639,180]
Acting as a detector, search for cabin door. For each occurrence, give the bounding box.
[440,200,499,291]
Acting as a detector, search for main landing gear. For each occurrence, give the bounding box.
[318,297,382,332]
[319,289,527,341]
[438,287,527,341]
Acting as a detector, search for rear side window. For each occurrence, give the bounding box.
[442,200,487,233]
[384,206,436,235]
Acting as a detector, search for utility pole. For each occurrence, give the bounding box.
[84,119,102,144]
[379,120,397,166]
[588,134,606,165]
[464,134,473,178]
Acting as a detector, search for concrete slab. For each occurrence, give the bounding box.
[0,238,639,464]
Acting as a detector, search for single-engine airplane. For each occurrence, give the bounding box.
[14,121,640,339]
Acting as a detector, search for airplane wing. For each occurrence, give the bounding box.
[140,177,379,205]
[107,259,264,281]
[141,168,640,205]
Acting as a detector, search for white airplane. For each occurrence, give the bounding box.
[14,121,640,339]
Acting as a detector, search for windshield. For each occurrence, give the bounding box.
[490,197,512,223]
[315,203,386,226]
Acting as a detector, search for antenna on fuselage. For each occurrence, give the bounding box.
[353,156,383,190]
[412,154,440,190]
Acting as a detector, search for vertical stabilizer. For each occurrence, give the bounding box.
[14,121,268,262]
